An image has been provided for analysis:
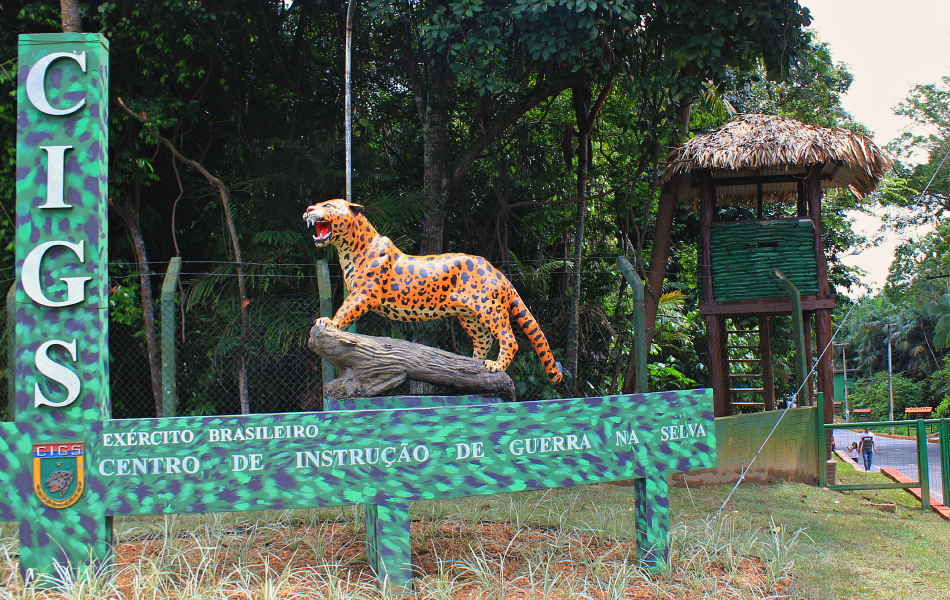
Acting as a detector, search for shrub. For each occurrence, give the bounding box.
[849,372,922,421]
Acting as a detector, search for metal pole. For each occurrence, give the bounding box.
[344,0,355,203]
[161,257,182,418]
[940,418,950,508]
[916,419,931,510]
[6,283,14,421]
[616,257,647,393]
[770,268,806,406]
[841,345,849,422]
[317,260,334,387]
[887,323,894,433]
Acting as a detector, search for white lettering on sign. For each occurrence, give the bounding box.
[232,454,264,472]
[659,422,707,442]
[26,51,87,116]
[98,456,200,477]
[39,145,73,209]
[207,424,318,442]
[614,428,641,446]
[22,240,91,308]
[103,429,195,447]
[455,442,485,460]
[295,442,430,469]
[33,339,80,408]
[508,433,591,456]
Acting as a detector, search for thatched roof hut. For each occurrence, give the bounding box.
[661,113,892,204]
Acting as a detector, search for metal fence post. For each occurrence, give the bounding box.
[615,257,647,393]
[817,391,826,488]
[769,268,806,406]
[6,283,14,421]
[317,260,334,387]
[161,258,182,418]
[916,419,930,510]
[940,418,950,508]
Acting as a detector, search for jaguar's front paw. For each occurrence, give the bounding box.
[483,359,504,372]
[314,317,339,329]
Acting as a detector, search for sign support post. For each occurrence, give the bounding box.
[13,33,111,579]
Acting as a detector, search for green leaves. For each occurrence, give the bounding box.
[933,294,950,350]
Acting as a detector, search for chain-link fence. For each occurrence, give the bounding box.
[2,260,641,420]
[0,267,850,421]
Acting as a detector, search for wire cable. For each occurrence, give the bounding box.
[714,300,858,520]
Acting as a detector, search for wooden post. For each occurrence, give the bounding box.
[699,170,715,304]
[699,171,730,415]
[806,164,835,427]
[759,316,775,411]
[804,314,814,405]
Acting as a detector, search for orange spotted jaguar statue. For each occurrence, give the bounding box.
[303,199,563,385]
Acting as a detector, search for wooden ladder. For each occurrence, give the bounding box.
[726,325,766,411]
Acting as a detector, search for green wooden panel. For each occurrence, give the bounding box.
[710,219,819,301]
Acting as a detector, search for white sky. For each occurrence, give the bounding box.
[803,0,950,295]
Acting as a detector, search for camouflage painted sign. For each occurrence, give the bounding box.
[3,390,715,584]
[3,33,717,589]
[11,32,111,579]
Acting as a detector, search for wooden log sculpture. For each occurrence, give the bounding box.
[308,321,517,401]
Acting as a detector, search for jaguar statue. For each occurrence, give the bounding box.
[303,199,563,385]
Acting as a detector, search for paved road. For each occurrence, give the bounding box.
[833,428,946,504]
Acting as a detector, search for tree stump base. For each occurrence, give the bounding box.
[308,322,517,402]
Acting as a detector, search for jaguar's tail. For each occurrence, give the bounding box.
[510,295,563,385]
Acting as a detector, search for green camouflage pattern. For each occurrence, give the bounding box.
[13,33,111,579]
[2,390,715,582]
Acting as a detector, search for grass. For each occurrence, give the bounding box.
[1,468,948,599]
[670,459,950,600]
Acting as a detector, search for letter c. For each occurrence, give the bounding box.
[26,52,87,116]
[22,240,91,307]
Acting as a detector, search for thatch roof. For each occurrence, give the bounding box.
[661,114,893,204]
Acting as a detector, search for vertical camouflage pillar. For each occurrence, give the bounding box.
[364,501,413,588]
[15,33,111,579]
[633,475,670,568]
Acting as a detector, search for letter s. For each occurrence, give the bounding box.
[34,339,81,408]
[26,51,87,116]
[22,240,91,307]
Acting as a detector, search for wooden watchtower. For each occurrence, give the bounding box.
[661,114,891,420]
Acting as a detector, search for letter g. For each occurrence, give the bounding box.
[22,240,91,307]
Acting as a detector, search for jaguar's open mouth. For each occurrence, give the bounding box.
[303,210,332,247]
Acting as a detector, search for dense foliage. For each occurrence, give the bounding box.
[7,0,937,416]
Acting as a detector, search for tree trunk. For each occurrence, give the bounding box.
[109,147,163,416]
[118,98,251,413]
[419,48,450,256]
[60,0,81,33]
[621,92,694,395]
[565,85,591,394]
[308,322,517,401]
[565,81,612,395]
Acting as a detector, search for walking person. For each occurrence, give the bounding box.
[849,442,859,462]
[859,429,875,471]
